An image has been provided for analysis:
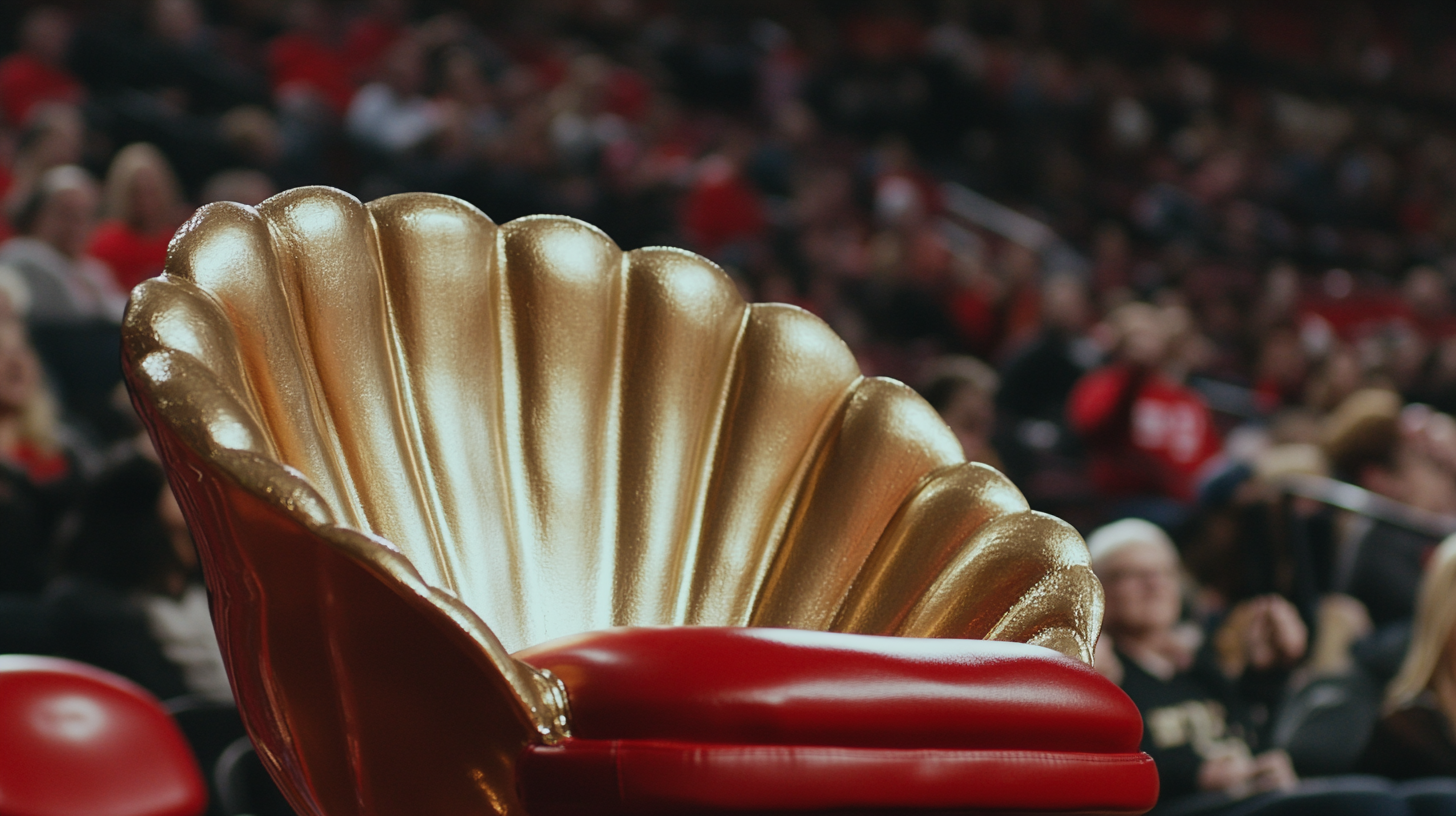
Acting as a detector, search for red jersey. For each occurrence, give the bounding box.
[682,167,765,253]
[1068,364,1222,502]
[5,439,69,484]
[268,33,356,114]
[89,221,173,292]
[0,53,82,125]
[343,18,405,80]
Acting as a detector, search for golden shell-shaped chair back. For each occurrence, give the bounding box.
[123,187,1102,816]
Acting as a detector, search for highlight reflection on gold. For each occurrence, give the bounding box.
[123,187,1103,816]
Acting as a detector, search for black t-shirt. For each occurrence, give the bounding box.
[44,576,189,702]
[0,456,79,594]
[1118,648,1260,803]
[997,329,1092,422]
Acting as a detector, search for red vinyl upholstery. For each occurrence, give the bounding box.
[516,628,1159,815]
[0,655,207,816]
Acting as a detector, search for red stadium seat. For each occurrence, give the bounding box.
[0,655,208,816]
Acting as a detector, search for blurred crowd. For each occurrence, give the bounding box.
[8,0,1456,813]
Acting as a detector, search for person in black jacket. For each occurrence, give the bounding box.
[46,454,229,703]
[1324,390,1453,629]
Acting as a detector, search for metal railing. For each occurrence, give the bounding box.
[940,182,1089,277]
[1274,473,1456,538]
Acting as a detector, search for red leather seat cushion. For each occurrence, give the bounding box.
[516,627,1143,752]
[0,655,207,816]
[515,628,1158,814]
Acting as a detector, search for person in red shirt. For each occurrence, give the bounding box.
[0,7,83,127]
[343,0,409,84]
[88,143,190,293]
[1068,301,1223,510]
[681,153,765,255]
[4,102,83,210]
[267,0,357,115]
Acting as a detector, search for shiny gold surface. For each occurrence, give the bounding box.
[124,187,1103,816]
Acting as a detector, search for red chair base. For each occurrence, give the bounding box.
[522,740,1157,815]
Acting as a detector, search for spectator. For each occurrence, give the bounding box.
[0,290,73,597]
[0,164,123,323]
[1323,389,1451,628]
[0,7,81,127]
[432,44,504,159]
[995,272,1101,505]
[217,104,285,175]
[0,164,129,439]
[141,0,268,116]
[0,291,71,656]
[917,355,1000,468]
[47,455,231,704]
[342,0,411,84]
[1090,518,1411,815]
[267,0,357,116]
[2,101,82,219]
[88,143,190,292]
[1360,534,1456,779]
[681,152,766,256]
[200,168,276,207]
[999,272,1099,424]
[345,35,440,157]
[1068,302,1222,526]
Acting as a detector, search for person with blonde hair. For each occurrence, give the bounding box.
[0,292,61,457]
[1358,535,1456,779]
[0,289,75,599]
[87,142,189,292]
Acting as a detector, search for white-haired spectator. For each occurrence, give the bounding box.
[1090,517,1320,812]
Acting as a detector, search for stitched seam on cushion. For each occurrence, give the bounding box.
[569,739,1149,763]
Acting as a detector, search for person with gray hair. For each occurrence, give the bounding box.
[1087,517,1417,814]
[0,165,130,439]
[0,164,124,324]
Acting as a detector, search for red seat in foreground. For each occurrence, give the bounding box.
[0,655,207,816]
[516,628,1158,815]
